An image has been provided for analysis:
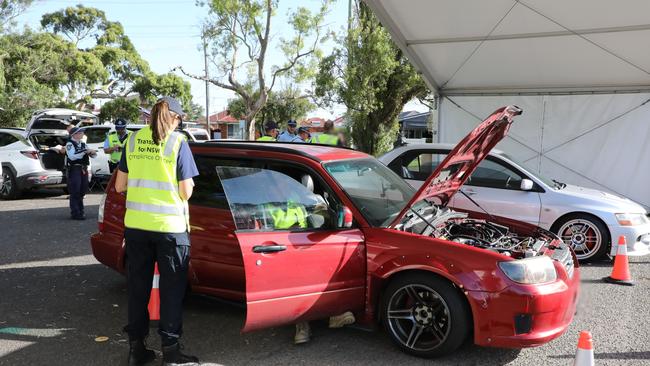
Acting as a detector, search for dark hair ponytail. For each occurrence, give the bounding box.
[150,100,178,144]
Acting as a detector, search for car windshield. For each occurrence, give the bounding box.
[324,159,415,227]
[499,153,562,188]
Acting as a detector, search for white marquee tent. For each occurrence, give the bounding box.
[365,0,650,208]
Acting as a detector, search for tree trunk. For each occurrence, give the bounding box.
[247,117,256,140]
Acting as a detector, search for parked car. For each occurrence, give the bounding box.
[0,127,64,199]
[91,106,579,358]
[379,143,650,262]
[24,108,98,189]
[83,125,112,177]
[187,127,210,141]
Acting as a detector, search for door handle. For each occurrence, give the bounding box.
[252,245,287,253]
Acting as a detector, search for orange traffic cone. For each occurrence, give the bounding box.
[573,331,594,366]
[603,235,634,286]
[148,263,160,320]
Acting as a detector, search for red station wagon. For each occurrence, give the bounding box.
[91,106,580,358]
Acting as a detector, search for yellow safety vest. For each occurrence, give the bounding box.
[311,133,338,145]
[107,131,129,163]
[257,136,275,141]
[267,202,307,229]
[124,126,189,233]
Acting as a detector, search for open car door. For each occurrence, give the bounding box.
[216,166,366,332]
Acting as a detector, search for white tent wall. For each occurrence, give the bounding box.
[438,94,650,209]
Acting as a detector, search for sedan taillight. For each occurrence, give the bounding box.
[20,150,39,159]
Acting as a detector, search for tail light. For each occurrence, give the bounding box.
[98,193,107,231]
[20,150,39,159]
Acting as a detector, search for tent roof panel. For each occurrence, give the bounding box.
[366,0,650,95]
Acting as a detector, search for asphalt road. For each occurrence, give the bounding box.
[1,191,649,365]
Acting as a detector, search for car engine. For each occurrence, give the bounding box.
[396,203,558,259]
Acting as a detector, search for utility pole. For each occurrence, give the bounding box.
[202,29,211,136]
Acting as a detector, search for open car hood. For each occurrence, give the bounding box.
[389,105,522,228]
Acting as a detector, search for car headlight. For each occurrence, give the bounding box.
[498,256,557,284]
[615,213,647,226]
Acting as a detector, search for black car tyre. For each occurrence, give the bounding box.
[382,273,471,358]
[552,213,610,262]
[0,168,22,200]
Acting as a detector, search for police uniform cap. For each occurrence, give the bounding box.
[297,127,310,134]
[287,119,297,127]
[114,118,128,129]
[69,127,83,135]
[264,121,278,131]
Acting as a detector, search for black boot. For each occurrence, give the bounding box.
[128,339,156,366]
[161,343,199,366]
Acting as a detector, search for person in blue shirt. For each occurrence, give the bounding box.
[294,127,311,143]
[66,127,97,220]
[277,119,298,142]
[103,118,130,173]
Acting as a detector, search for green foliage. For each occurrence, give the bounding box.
[228,87,314,130]
[186,101,205,122]
[98,97,140,123]
[179,0,330,139]
[0,0,32,33]
[315,2,429,155]
[41,5,107,45]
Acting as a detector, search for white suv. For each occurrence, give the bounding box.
[0,128,65,199]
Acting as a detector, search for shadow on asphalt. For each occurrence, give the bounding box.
[1,262,523,366]
[548,351,650,360]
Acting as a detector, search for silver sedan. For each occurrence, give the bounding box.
[379,144,650,262]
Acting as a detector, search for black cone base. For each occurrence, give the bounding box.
[602,276,634,286]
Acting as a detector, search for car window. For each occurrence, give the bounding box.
[467,159,525,190]
[85,128,110,144]
[400,152,447,180]
[30,119,71,130]
[217,166,334,232]
[190,156,252,210]
[191,130,209,141]
[0,133,19,147]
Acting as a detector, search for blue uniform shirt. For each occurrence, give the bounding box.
[277,130,297,142]
[118,137,199,181]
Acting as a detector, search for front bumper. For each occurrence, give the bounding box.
[18,171,64,189]
[608,223,650,257]
[468,262,580,348]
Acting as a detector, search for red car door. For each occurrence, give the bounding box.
[217,165,366,332]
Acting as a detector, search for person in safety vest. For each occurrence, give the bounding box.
[288,174,355,345]
[66,127,97,220]
[115,96,200,366]
[310,120,344,146]
[256,121,278,141]
[103,118,130,173]
[277,119,298,142]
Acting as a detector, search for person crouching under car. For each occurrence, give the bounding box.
[66,127,96,220]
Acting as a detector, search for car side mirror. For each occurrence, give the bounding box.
[520,179,534,191]
[337,206,353,228]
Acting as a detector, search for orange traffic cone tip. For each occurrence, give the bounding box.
[603,235,634,286]
[573,331,594,366]
[148,263,161,321]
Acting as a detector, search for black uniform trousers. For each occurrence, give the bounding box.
[67,165,88,218]
[108,161,119,173]
[124,228,190,346]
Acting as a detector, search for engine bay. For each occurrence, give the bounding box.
[396,203,558,259]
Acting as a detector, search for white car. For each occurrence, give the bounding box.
[187,127,210,141]
[379,143,650,262]
[83,125,113,177]
[0,128,65,199]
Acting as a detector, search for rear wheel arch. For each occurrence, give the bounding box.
[1,162,17,177]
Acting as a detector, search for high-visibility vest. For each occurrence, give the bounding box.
[267,202,308,229]
[311,133,338,145]
[124,126,188,233]
[257,135,275,141]
[107,131,129,163]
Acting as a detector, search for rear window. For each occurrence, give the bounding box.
[191,130,209,141]
[31,119,70,130]
[85,128,110,144]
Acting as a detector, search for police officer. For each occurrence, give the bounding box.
[256,121,279,141]
[277,119,298,142]
[115,97,200,366]
[103,118,130,173]
[295,127,311,143]
[66,127,97,220]
[311,120,343,146]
